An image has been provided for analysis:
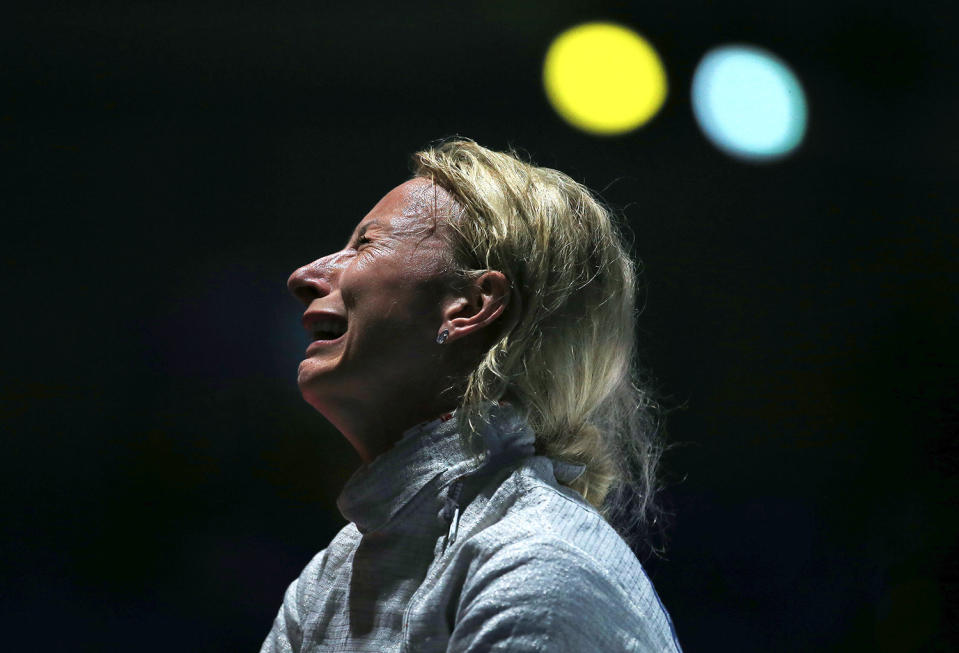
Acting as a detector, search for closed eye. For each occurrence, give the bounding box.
[356,235,372,248]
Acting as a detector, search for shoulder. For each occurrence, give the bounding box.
[447,462,681,651]
[450,534,679,652]
[289,522,360,601]
[474,458,652,597]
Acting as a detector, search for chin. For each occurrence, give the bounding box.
[297,377,327,412]
[297,361,325,388]
[296,363,342,407]
[296,362,323,395]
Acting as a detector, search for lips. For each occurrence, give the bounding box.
[306,333,345,353]
[309,316,347,341]
[302,310,348,351]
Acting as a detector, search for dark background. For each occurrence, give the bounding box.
[3,1,957,651]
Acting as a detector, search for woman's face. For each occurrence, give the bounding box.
[287,178,458,413]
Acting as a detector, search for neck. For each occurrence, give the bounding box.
[312,392,459,464]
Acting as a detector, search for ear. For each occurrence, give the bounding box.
[441,271,510,343]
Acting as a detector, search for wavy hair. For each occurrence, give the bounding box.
[412,138,669,554]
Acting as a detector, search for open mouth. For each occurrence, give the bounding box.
[310,315,348,343]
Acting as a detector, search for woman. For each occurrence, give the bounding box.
[262,139,682,652]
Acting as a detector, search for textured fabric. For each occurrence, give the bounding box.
[260,401,682,652]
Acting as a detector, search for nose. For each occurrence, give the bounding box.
[287,257,334,306]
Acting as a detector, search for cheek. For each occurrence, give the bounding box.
[338,260,378,309]
[341,250,448,325]
[341,263,408,319]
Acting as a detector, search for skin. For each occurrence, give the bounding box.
[287,178,510,464]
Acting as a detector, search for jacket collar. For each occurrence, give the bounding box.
[336,401,586,533]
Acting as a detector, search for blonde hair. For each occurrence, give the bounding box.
[413,138,667,551]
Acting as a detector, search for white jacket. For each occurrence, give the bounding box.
[260,401,681,652]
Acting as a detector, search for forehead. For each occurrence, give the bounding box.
[355,178,456,237]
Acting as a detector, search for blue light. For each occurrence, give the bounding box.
[692,45,807,162]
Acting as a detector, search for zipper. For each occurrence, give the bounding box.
[440,479,465,549]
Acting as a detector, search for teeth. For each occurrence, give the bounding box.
[311,316,347,340]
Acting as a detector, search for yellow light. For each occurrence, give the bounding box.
[543,22,668,135]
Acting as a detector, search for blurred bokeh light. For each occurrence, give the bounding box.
[543,22,667,135]
[692,44,807,161]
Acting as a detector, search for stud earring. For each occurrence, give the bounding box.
[436,329,449,344]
